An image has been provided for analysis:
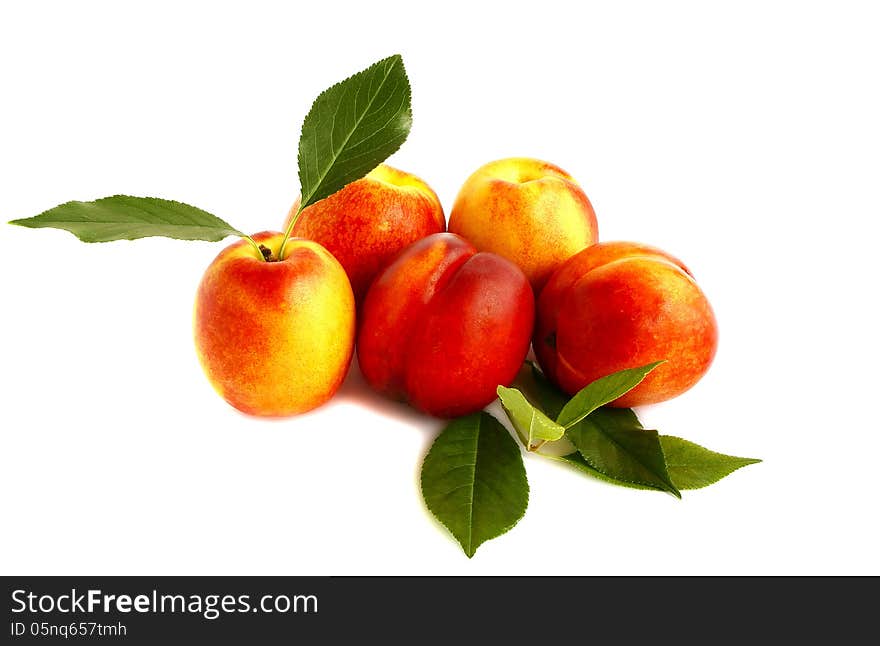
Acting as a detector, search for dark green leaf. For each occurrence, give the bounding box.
[528,361,569,420]
[8,195,242,243]
[660,436,761,489]
[567,412,681,497]
[556,361,664,429]
[497,385,565,450]
[550,451,660,491]
[298,54,412,210]
[587,406,644,431]
[545,407,663,491]
[547,409,759,494]
[420,412,528,558]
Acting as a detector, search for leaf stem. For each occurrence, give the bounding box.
[277,204,304,261]
[243,234,266,261]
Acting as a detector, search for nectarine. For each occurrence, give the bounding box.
[448,157,598,292]
[194,232,355,416]
[284,164,445,302]
[535,242,717,407]
[358,232,534,418]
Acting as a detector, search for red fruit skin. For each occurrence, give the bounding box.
[535,241,717,407]
[358,232,535,418]
[285,164,446,302]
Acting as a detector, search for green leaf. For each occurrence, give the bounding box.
[497,385,565,450]
[660,436,761,490]
[528,361,569,420]
[586,406,644,431]
[566,409,681,497]
[545,407,666,491]
[534,435,578,457]
[528,363,641,458]
[8,195,243,243]
[547,409,760,494]
[556,361,664,429]
[550,451,659,491]
[298,54,412,210]
[420,412,528,558]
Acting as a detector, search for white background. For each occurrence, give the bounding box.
[1,1,878,575]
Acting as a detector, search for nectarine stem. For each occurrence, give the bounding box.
[243,235,267,261]
[277,204,304,261]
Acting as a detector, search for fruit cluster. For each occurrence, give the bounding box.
[8,55,746,560]
[194,157,718,417]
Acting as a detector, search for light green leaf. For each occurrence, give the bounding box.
[528,361,569,420]
[556,361,664,429]
[8,195,242,243]
[297,54,412,210]
[534,434,578,457]
[497,385,565,450]
[527,363,643,458]
[420,412,528,558]
[567,409,680,497]
[660,436,761,489]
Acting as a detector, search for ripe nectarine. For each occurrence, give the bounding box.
[448,157,598,292]
[194,232,355,416]
[358,232,534,418]
[284,164,445,302]
[535,242,718,407]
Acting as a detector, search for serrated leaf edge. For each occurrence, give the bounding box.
[547,452,668,492]
[8,195,243,243]
[419,413,529,558]
[297,54,412,210]
[556,360,664,429]
[567,422,682,498]
[661,435,762,490]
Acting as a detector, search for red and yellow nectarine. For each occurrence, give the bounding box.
[448,157,598,292]
[284,164,445,302]
[358,232,534,418]
[535,242,718,407]
[194,231,355,416]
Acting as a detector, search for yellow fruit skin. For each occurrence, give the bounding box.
[194,231,355,416]
[448,157,598,292]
